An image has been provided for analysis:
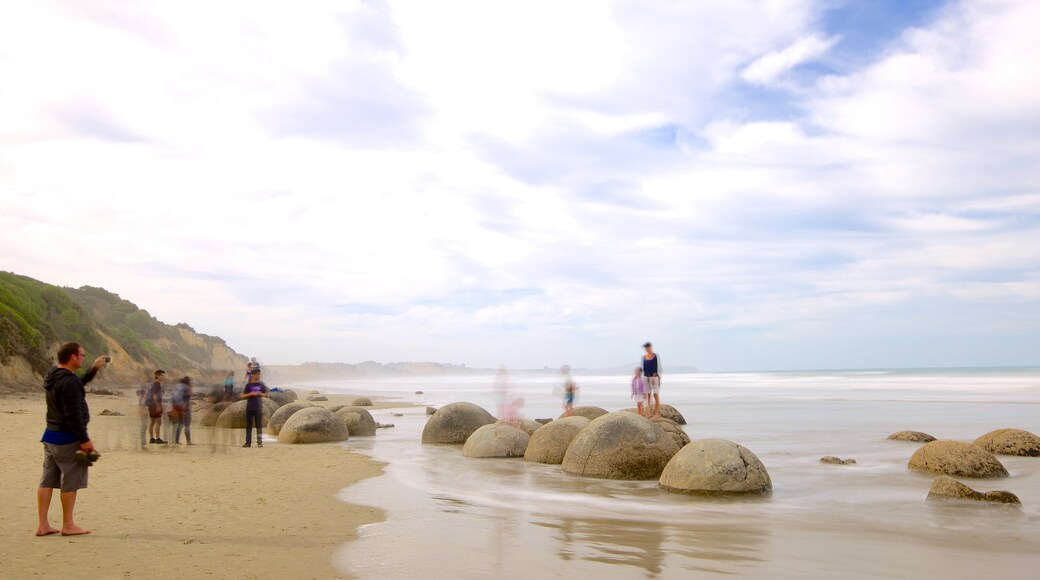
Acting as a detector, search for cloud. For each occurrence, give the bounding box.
[741,34,838,85]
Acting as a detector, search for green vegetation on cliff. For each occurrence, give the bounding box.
[0,272,243,379]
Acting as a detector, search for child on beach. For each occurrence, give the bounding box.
[631,367,646,417]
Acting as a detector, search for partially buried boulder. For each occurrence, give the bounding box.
[562,412,680,480]
[268,402,314,436]
[659,439,773,495]
[908,440,1008,478]
[656,404,687,425]
[462,424,530,458]
[820,456,857,465]
[927,475,1021,505]
[307,395,328,402]
[653,417,691,448]
[561,406,608,421]
[888,431,937,443]
[278,407,349,444]
[216,398,279,428]
[282,388,299,402]
[334,406,377,436]
[268,391,294,407]
[972,429,1040,457]
[200,402,232,426]
[496,419,542,436]
[351,397,373,407]
[524,416,590,464]
[421,402,497,444]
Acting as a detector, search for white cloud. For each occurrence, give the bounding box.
[740,33,837,85]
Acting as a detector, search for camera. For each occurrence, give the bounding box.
[103,356,111,363]
[74,449,101,467]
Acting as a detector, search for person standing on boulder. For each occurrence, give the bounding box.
[147,370,167,444]
[36,341,108,537]
[641,342,662,418]
[240,369,268,447]
[561,365,578,417]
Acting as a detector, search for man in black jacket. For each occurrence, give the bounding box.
[36,341,108,537]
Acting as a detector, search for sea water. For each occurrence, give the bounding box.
[301,368,1040,579]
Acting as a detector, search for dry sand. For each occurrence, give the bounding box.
[0,391,387,579]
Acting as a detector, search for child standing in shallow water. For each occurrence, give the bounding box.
[631,367,646,417]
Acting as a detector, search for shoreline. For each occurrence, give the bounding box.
[0,389,389,579]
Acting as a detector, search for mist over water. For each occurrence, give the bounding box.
[311,368,1040,578]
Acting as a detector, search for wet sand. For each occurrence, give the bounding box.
[0,391,385,579]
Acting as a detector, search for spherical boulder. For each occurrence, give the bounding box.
[653,417,691,448]
[908,440,1009,478]
[200,402,232,426]
[462,424,530,458]
[560,406,608,421]
[656,404,687,425]
[562,412,680,480]
[888,431,937,443]
[927,475,1021,505]
[496,419,542,436]
[351,397,374,407]
[972,429,1040,457]
[421,402,497,444]
[216,398,279,428]
[268,402,315,436]
[282,388,299,402]
[268,391,294,407]
[334,406,377,436]
[278,407,349,444]
[524,416,590,464]
[659,439,772,495]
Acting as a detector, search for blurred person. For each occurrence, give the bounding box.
[36,341,108,537]
[561,366,578,417]
[493,365,509,420]
[631,367,647,417]
[172,376,194,445]
[244,357,260,381]
[641,342,662,418]
[241,369,268,447]
[223,371,236,402]
[147,370,167,444]
[135,384,150,449]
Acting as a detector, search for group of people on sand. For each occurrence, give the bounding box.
[561,341,663,418]
[137,370,195,446]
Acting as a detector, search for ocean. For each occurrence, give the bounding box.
[293,368,1040,579]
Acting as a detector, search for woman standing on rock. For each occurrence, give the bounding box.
[641,342,662,419]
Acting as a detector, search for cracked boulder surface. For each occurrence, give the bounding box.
[908,440,1009,478]
[561,412,680,480]
[972,429,1040,457]
[927,475,1021,505]
[659,438,772,495]
[421,402,497,444]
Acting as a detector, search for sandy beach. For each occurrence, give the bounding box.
[0,391,386,579]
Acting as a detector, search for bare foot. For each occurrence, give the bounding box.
[61,525,91,536]
[35,526,60,537]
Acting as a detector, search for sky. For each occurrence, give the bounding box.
[1,0,1038,371]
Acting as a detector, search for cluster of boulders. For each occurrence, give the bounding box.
[193,389,385,444]
[890,427,1038,506]
[421,401,772,495]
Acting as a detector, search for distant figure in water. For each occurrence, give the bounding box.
[631,367,646,416]
[641,342,661,418]
[223,371,235,402]
[561,365,578,417]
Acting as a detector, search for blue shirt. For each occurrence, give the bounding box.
[642,354,659,377]
[41,429,78,445]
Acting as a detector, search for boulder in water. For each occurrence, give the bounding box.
[562,412,679,480]
[652,417,690,448]
[908,440,1008,478]
[560,406,608,421]
[927,475,1021,505]
[656,404,687,425]
[351,397,374,407]
[268,402,315,436]
[888,431,937,443]
[820,456,857,465]
[422,402,497,444]
[462,424,530,458]
[659,438,773,495]
[496,419,542,436]
[524,416,590,465]
[334,406,377,436]
[972,429,1040,457]
[278,407,349,444]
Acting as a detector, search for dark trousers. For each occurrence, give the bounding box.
[245,409,263,444]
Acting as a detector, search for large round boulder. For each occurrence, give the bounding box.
[351,397,374,407]
[972,429,1040,457]
[653,417,691,448]
[656,404,687,425]
[421,402,497,444]
[908,440,1009,478]
[282,388,299,402]
[659,438,772,495]
[561,406,608,420]
[216,398,279,428]
[524,416,590,464]
[268,390,294,407]
[268,402,315,436]
[496,419,543,436]
[278,407,349,444]
[462,424,530,458]
[562,412,680,480]
[200,402,232,426]
[334,406,377,436]
[888,431,937,443]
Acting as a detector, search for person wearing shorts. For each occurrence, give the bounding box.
[641,342,662,418]
[148,370,167,444]
[37,341,108,537]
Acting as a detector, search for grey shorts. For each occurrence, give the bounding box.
[646,375,661,394]
[40,442,89,492]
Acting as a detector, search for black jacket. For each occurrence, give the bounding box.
[44,366,97,443]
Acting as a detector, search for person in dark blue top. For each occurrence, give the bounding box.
[240,369,269,447]
[37,341,108,537]
[640,342,662,418]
